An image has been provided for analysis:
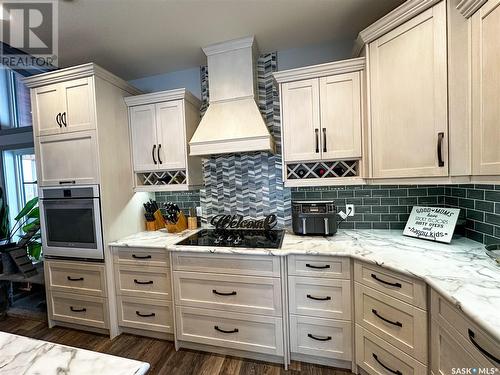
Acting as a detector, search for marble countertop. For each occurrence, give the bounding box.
[109,229,197,248]
[112,228,500,343]
[0,331,149,375]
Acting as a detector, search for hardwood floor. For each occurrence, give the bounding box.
[0,315,354,375]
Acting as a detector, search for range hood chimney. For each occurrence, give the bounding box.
[189,36,275,156]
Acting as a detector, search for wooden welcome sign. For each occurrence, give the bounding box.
[403,206,460,243]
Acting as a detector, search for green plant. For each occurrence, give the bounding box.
[7,197,41,260]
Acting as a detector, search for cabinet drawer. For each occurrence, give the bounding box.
[172,252,280,277]
[431,289,500,365]
[175,306,283,356]
[354,261,427,309]
[355,283,427,363]
[356,325,427,375]
[48,291,108,329]
[115,265,171,300]
[288,255,350,279]
[118,296,173,334]
[113,247,170,267]
[173,271,281,316]
[289,276,351,320]
[289,315,352,360]
[46,261,106,297]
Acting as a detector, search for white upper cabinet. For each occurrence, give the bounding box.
[471,0,500,175]
[125,89,202,191]
[368,1,448,179]
[32,77,96,137]
[274,58,365,186]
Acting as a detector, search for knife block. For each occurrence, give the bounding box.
[153,210,188,233]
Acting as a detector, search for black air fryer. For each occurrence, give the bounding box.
[292,201,337,236]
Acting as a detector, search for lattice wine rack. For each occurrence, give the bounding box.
[137,170,187,186]
[286,160,359,180]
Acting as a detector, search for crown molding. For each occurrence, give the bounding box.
[124,88,201,108]
[273,57,365,84]
[352,35,365,57]
[357,0,441,45]
[456,0,487,18]
[23,62,142,95]
[202,36,256,56]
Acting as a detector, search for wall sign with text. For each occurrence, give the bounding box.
[403,206,460,243]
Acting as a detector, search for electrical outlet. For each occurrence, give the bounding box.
[346,204,355,217]
[196,206,202,216]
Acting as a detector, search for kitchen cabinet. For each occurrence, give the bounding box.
[125,89,202,191]
[274,58,365,187]
[31,77,96,137]
[471,0,500,175]
[368,0,448,179]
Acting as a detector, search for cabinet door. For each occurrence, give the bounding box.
[319,72,362,159]
[472,0,500,175]
[129,105,158,172]
[32,83,64,137]
[430,319,487,375]
[60,77,96,133]
[156,100,186,170]
[281,79,321,162]
[35,131,99,186]
[369,1,448,178]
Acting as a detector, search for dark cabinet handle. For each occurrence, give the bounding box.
[157,144,162,164]
[214,325,239,334]
[306,263,330,269]
[132,254,152,259]
[134,279,153,285]
[67,276,84,281]
[61,112,67,127]
[437,132,445,167]
[136,311,156,318]
[315,129,319,153]
[308,333,332,341]
[322,128,327,152]
[59,180,76,185]
[371,273,402,288]
[212,289,237,296]
[468,329,500,364]
[372,309,402,327]
[152,145,157,164]
[372,354,402,375]
[70,306,86,312]
[56,113,62,127]
[307,294,331,301]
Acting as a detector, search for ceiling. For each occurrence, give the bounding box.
[3,0,405,80]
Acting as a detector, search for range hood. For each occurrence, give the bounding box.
[189,36,275,156]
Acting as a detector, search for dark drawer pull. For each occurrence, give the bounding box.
[306,263,330,269]
[308,333,332,341]
[468,329,500,364]
[371,273,402,288]
[307,294,331,301]
[214,325,239,334]
[136,311,156,318]
[59,180,76,185]
[372,353,402,375]
[67,276,84,281]
[132,254,152,259]
[212,289,237,296]
[134,279,153,285]
[70,306,86,313]
[372,309,402,327]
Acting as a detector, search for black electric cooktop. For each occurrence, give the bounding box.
[177,229,285,249]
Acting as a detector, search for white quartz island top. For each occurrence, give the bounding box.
[112,228,500,343]
[0,331,149,375]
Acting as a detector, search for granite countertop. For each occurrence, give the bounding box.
[0,331,149,375]
[113,228,500,344]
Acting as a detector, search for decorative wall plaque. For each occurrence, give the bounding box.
[403,206,460,243]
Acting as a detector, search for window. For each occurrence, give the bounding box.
[2,148,37,230]
[0,66,32,130]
